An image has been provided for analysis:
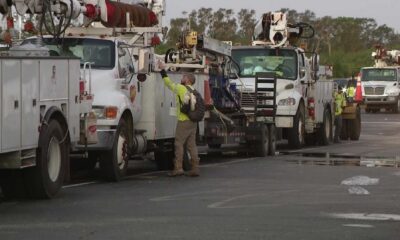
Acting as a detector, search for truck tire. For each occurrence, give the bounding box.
[392,97,400,113]
[99,119,129,181]
[268,125,276,156]
[255,124,269,157]
[26,119,68,198]
[319,108,332,145]
[349,107,361,140]
[288,105,305,149]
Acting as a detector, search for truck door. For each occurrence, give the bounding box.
[298,52,307,98]
[117,44,142,123]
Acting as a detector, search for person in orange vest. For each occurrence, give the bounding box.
[334,85,347,143]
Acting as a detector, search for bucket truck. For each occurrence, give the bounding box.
[0,0,103,198]
[230,12,336,148]
[362,46,400,113]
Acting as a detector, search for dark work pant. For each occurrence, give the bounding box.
[334,115,342,141]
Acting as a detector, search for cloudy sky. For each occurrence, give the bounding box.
[164,0,400,32]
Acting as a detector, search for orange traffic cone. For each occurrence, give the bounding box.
[204,80,213,106]
[354,73,363,103]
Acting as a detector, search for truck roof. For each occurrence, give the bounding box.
[362,66,400,69]
[232,45,303,52]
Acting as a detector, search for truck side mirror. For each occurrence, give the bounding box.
[299,67,306,78]
[311,53,320,80]
[138,49,151,74]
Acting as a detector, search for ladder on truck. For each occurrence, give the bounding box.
[254,72,277,122]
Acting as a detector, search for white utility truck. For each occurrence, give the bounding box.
[161,26,277,157]
[21,0,188,179]
[230,12,335,148]
[0,45,97,198]
[23,1,249,176]
[361,46,400,113]
[0,0,173,197]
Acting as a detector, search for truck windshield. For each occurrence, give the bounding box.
[362,68,397,81]
[232,48,298,80]
[22,38,116,69]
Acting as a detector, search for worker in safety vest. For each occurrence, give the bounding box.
[334,85,347,143]
[157,61,200,177]
[346,80,356,102]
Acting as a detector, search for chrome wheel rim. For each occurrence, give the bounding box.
[48,137,61,182]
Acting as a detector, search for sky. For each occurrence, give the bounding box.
[164,0,400,32]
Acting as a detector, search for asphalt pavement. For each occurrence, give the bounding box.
[1,111,400,240]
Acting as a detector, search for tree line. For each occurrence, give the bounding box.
[158,8,400,77]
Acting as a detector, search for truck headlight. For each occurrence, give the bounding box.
[386,91,398,96]
[278,97,296,106]
[92,106,119,119]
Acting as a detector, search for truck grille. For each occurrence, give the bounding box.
[241,92,272,108]
[364,86,385,95]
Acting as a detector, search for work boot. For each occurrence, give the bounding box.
[168,169,184,177]
[168,159,184,177]
[185,159,200,177]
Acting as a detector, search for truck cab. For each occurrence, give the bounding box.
[361,66,400,113]
[229,11,334,149]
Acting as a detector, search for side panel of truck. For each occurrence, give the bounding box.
[136,72,207,141]
[68,60,81,142]
[2,60,21,151]
[21,60,40,149]
[315,80,334,122]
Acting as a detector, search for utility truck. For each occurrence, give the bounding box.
[0,0,176,197]
[0,0,107,198]
[161,26,277,157]
[361,46,400,113]
[22,1,261,177]
[230,12,335,148]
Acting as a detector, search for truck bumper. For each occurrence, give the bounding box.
[275,116,294,128]
[76,129,116,151]
[364,96,397,107]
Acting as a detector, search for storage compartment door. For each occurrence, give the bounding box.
[2,60,21,151]
[21,60,39,148]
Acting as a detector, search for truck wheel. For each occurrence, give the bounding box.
[349,107,361,140]
[255,124,269,157]
[99,119,129,181]
[154,141,174,170]
[26,119,67,198]
[288,105,305,149]
[319,108,332,145]
[268,125,276,156]
[392,97,400,113]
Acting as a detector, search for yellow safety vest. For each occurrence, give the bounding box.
[162,75,192,122]
[335,92,346,116]
[347,86,355,98]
